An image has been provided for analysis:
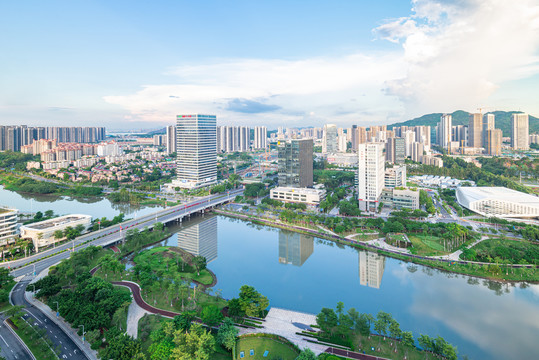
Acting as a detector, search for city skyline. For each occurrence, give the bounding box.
[1,1,539,129]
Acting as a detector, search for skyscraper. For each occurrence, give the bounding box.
[174,114,217,189]
[278,139,313,188]
[166,125,177,155]
[437,114,452,149]
[357,143,385,212]
[485,129,502,156]
[511,113,529,150]
[386,137,405,164]
[322,124,338,153]
[254,126,268,149]
[468,113,483,149]
[482,114,495,148]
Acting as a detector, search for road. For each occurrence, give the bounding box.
[0,315,34,360]
[11,281,87,360]
[4,189,243,279]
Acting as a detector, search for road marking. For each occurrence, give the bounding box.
[0,334,9,347]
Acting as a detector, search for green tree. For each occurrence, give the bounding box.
[418,334,433,359]
[192,256,207,276]
[297,348,317,360]
[171,323,215,360]
[201,304,223,326]
[316,308,338,335]
[216,318,238,352]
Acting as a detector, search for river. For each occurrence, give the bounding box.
[1,186,538,359]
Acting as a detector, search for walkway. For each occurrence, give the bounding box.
[125,297,150,338]
[112,281,180,318]
[432,235,489,261]
[238,308,328,355]
[326,347,391,360]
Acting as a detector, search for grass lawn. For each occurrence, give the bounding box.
[468,238,539,264]
[408,234,449,256]
[235,336,299,360]
[353,334,427,360]
[178,269,214,285]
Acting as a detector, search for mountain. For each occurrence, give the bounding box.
[388,110,539,137]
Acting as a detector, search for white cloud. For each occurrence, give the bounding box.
[104,0,539,127]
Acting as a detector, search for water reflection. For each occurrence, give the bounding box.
[358,250,386,288]
[177,215,218,263]
[278,230,314,267]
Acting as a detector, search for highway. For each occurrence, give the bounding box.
[11,281,87,359]
[0,315,34,360]
[4,189,243,279]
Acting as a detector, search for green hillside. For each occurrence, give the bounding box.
[388,110,539,137]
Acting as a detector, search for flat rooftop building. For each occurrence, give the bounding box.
[20,214,92,251]
[456,187,539,218]
[0,207,18,246]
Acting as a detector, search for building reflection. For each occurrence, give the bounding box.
[177,215,218,263]
[358,250,385,288]
[278,230,314,266]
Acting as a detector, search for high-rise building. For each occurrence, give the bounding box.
[468,113,483,149]
[452,125,468,148]
[337,134,347,153]
[359,250,385,289]
[166,125,177,155]
[254,126,268,149]
[278,230,314,267]
[177,216,218,263]
[437,114,452,149]
[485,129,502,156]
[322,124,338,153]
[216,126,250,153]
[511,113,529,150]
[414,125,431,146]
[482,114,495,148]
[386,137,405,164]
[278,139,313,188]
[357,143,385,212]
[175,114,217,189]
[411,142,424,162]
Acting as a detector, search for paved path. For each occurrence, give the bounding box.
[432,235,489,261]
[125,296,150,339]
[238,307,328,355]
[326,347,391,360]
[112,281,180,318]
[316,225,338,237]
[364,238,410,254]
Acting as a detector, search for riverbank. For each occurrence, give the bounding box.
[214,209,538,283]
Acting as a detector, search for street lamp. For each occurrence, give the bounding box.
[54,301,59,317]
[33,264,36,276]
[79,325,86,344]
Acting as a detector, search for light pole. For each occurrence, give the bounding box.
[33,264,36,276]
[54,301,59,317]
[79,325,86,344]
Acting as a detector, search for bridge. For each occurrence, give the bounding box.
[3,188,243,279]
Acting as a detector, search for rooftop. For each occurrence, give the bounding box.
[21,214,91,230]
[457,187,539,206]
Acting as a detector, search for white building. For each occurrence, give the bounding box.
[437,114,452,149]
[337,134,347,153]
[322,124,338,154]
[216,126,250,153]
[357,143,385,212]
[456,187,539,218]
[270,186,326,210]
[511,113,529,150]
[254,126,268,149]
[384,165,407,188]
[20,214,92,251]
[97,141,123,157]
[0,208,18,246]
[166,125,177,155]
[173,114,217,189]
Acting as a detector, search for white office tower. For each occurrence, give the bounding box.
[357,143,385,212]
[166,125,177,155]
[437,114,452,149]
[404,130,415,157]
[322,124,338,153]
[174,114,217,189]
[511,113,529,150]
[254,126,268,149]
[338,134,347,152]
[177,216,218,263]
[359,250,385,289]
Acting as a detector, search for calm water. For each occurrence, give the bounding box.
[2,186,538,359]
[0,185,161,219]
[161,215,539,360]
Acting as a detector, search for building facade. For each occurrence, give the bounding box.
[468,113,483,149]
[437,114,452,149]
[270,186,326,210]
[278,139,313,188]
[254,126,268,149]
[357,143,385,212]
[322,124,338,154]
[166,125,177,155]
[511,113,529,150]
[0,208,18,247]
[174,114,217,189]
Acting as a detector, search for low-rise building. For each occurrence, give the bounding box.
[381,188,419,210]
[456,186,539,218]
[270,186,326,210]
[384,165,406,188]
[20,214,92,251]
[0,207,18,246]
[326,153,358,168]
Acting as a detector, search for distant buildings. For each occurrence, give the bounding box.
[485,129,502,156]
[322,124,338,154]
[511,113,529,150]
[216,126,250,153]
[437,114,452,149]
[386,137,405,164]
[357,143,385,212]
[253,126,268,149]
[174,114,217,189]
[166,125,177,155]
[278,139,313,188]
[0,125,105,152]
[326,153,358,168]
[468,113,483,149]
[0,208,18,247]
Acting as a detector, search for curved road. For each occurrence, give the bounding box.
[0,316,34,360]
[11,281,88,360]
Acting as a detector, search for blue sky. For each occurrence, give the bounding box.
[1,0,539,129]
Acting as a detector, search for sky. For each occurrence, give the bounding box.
[1,0,539,130]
